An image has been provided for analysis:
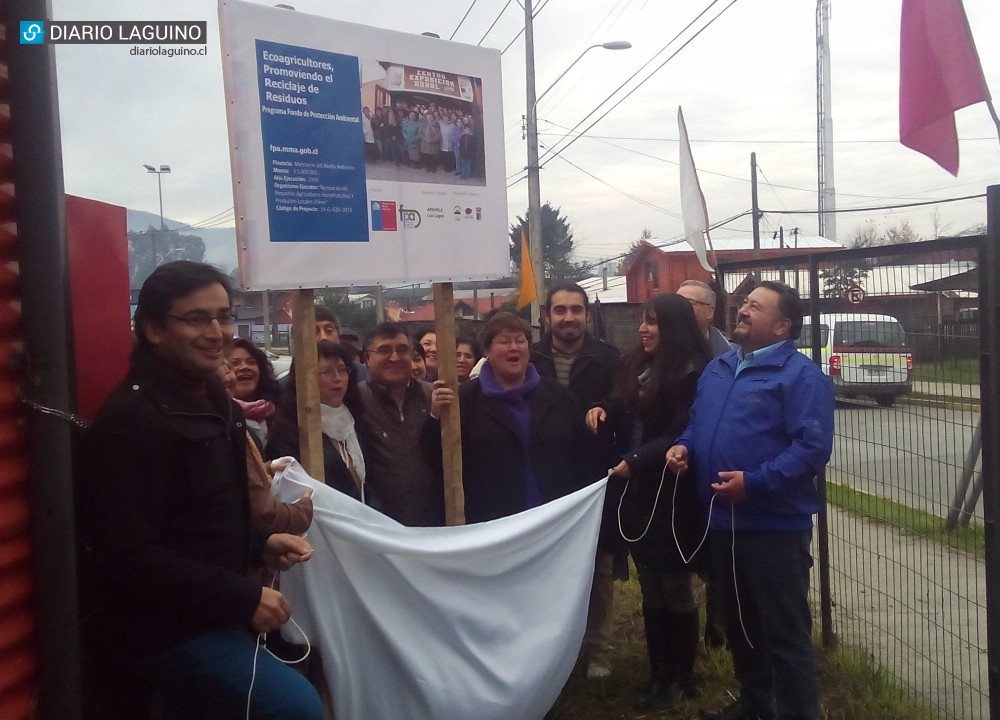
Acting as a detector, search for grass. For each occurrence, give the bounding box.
[826,481,984,556]
[548,570,933,720]
[912,358,979,385]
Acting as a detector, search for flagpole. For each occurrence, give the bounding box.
[987,100,1000,145]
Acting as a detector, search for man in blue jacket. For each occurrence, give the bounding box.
[667,281,834,720]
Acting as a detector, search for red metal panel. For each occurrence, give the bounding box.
[0,17,37,718]
[65,194,131,421]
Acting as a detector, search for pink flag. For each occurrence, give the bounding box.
[900,0,991,175]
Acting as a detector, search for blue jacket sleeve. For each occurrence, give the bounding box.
[743,362,835,500]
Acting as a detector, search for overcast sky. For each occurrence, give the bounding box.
[51,0,1000,275]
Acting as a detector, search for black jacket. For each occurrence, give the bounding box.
[600,367,707,571]
[265,414,364,503]
[532,333,623,552]
[427,376,590,523]
[80,348,264,662]
[530,333,622,413]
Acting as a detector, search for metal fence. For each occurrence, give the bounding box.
[717,234,991,720]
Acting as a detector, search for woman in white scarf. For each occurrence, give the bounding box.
[266,341,370,503]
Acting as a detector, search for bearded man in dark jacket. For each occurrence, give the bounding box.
[530,281,623,680]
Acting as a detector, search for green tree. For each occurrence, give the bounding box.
[129,226,207,288]
[847,219,922,249]
[617,228,653,275]
[509,203,587,280]
[820,260,871,299]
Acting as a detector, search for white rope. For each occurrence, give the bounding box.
[246,572,313,720]
[617,460,755,650]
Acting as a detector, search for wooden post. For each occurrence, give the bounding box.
[292,289,325,482]
[433,282,465,526]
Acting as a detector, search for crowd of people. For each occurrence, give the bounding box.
[80,261,834,720]
[361,101,481,178]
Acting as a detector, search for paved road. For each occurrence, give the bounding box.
[822,507,987,720]
[830,400,981,519]
[824,399,987,719]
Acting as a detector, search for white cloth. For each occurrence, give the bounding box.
[272,461,607,720]
[319,403,366,483]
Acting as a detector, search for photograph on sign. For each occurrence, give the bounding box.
[361,61,487,188]
[219,0,508,290]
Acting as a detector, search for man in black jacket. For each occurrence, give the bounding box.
[81,261,320,720]
[531,281,623,680]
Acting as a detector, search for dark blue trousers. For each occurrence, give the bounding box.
[151,628,323,720]
[711,530,818,720]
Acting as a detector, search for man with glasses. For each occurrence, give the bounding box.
[80,261,320,719]
[675,279,732,650]
[676,279,733,357]
[358,322,444,526]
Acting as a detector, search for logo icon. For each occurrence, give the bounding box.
[20,21,45,44]
[370,201,397,231]
[475,207,482,220]
[399,205,422,229]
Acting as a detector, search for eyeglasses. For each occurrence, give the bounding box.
[684,298,713,308]
[166,311,237,329]
[369,344,412,358]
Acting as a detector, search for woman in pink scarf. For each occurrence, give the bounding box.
[228,337,281,450]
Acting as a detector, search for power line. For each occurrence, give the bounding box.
[545,148,681,218]
[537,133,1000,144]
[449,0,481,41]
[537,0,741,168]
[478,0,514,45]
[765,193,986,216]
[500,0,552,55]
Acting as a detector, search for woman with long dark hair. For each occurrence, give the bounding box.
[586,293,711,712]
[227,337,281,448]
[266,341,372,503]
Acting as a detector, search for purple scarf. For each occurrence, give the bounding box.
[479,363,544,509]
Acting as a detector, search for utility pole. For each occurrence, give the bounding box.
[374,283,384,323]
[817,0,837,241]
[524,0,543,333]
[751,152,761,253]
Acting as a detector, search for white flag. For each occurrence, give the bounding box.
[678,107,715,272]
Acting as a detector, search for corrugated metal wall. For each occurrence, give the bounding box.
[0,18,39,720]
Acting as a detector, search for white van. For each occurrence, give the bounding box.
[795,313,912,407]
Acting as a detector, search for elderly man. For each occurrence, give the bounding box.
[667,281,834,720]
[358,322,444,526]
[676,279,732,356]
[81,261,320,720]
[675,279,731,648]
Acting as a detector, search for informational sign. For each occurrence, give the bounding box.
[219,0,509,290]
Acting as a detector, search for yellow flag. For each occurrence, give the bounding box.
[516,228,538,310]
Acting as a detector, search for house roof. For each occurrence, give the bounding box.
[637,235,843,257]
[722,261,977,299]
[402,293,517,322]
[577,274,629,304]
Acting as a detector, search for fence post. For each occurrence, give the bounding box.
[982,184,1000,720]
[810,255,836,648]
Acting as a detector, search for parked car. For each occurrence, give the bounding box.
[796,313,912,407]
[266,350,292,380]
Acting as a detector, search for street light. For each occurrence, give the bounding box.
[143,164,171,265]
[524,40,631,330]
[142,163,171,230]
[533,42,632,112]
